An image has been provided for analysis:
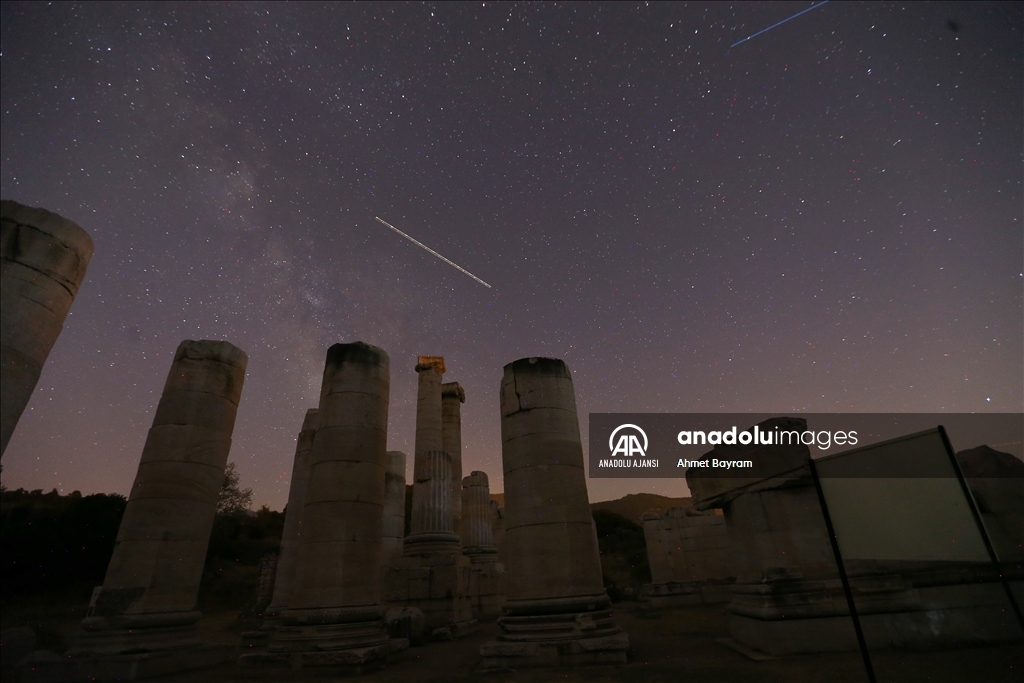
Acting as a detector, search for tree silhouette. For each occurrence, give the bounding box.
[217,462,253,514]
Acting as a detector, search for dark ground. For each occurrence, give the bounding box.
[4,491,1021,682]
[136,604,1024,683]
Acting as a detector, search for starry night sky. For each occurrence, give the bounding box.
[2,2,1021,509]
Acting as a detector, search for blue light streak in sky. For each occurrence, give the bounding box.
[731,1,830,49]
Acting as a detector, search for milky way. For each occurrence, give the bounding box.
[1,2,1020,508]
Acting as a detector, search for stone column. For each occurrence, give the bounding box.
[75,340,247,655]
[463,471,506,619]
[264,409,319,621]
[491,501,507,566]
[253,554,279,616]
[1,200,94,458]
[384,356,475,639]
[481,357,627,669]
[442,382,465,542]
[462,471,498,559]
[381,451,407,572]
[404,356,459,553]
[270,342,398,668]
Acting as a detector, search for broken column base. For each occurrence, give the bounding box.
[479,596,629,669]
[247,603,405,671]
[641,579,734,607]
[385,551,478,639]
[20,644,235,683]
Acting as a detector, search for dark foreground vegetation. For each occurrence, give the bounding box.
[1,485,653,662]
[1,488,127,599]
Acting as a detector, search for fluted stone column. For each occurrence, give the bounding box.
[381,451,407,572]
[462,471,498,559]
[75,340,247,655]
[442,382,465,542]
[384,356,474,639]
[264,409,319,620]
[269,342,397,667]
[1,200,94,458]
[463,471,506,619]
[405,356,459,553]
[481,357,627,668]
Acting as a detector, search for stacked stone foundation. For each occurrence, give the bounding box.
[726,568,1023,655]
[241,605,409,672]
[641,506,734,607]
[686,417,1024,658]
[385,552,477,638]
[479,596,628,669]
[467,557,507,619]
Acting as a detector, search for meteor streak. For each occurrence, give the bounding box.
[374,216,492,289]
[730,1,829,49]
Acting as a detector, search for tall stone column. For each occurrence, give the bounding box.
[463,471,506,619]
[462,471,498,559]
[75,340,247,655]
[269,342,399,668]
[1,200,94,458]
[381,450,407,572]
[264,409,319,621]
[384,356,475,639]
[481,357,627,668]
[404,356,459,553]
[442,382,465,542]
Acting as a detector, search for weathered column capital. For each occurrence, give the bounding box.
[415,355,446,374]
[442,381,465,402]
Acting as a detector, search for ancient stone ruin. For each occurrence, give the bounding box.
[442,382,465,541]
[256,409,315,634]
[250,554,279,617]
[58,340,247,678]
[384,356,475,639]
[490,499,507,566]
[266,342,403,669]
[479,357,628,668]
[381,450,408,574]
[687,416,1024,656]
[641,506,733,606]
[1,200,94,458]
[461,470,507,618]
[956,445,1024,566]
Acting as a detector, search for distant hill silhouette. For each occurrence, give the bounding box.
[488,491,690,525]
[590,493,691,524]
